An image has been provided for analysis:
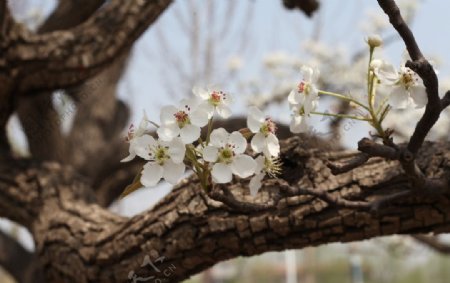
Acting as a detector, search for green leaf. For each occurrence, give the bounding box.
[120,172,143,199]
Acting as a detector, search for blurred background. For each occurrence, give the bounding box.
[3,0,450,282]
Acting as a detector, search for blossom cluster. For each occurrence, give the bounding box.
[122,87,281,196]
[123,34,431,198]
[285,35,429,141]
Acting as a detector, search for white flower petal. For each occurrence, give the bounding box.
[410,85,427,108]
[160,105,178,125]
[180,124,200,144]
[180,98,199,110]
[203,146,219,162]
[141,162,163,187]
[264,133,280,157]
[221,92,233,106]
[121,152,136,162]
[135,112,149,136]
[134,135,155,160]
[288,90,303,105]
[372,60,398,83]
[210,128,228,147]
[249,106,265,123]
[190,109,209,127]
[211,163,233,183]
[192,86,210,100]
[250,133,265,153]
[231,154,256,178]
[302,95,316,115]
[389,86,410,109]
[216,104,232,118]
[247,106,264,133]
[200,101,215,118]
[254,155,265,173]
[301,65,314,82]
[290,115,308,133]
[249,173,264,197]
[311,67,320,83]
[168,137,186,164]
[157,124,180,141]
[163,161,185,184]
[229,131,247,154]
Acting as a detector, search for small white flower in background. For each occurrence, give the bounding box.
[247,106,280,157]
[157,99,209,144]
[371,59,427,109]
[263,51,290,68]
[202,128,256,183]
[192,86,233,119]
[140,136,186,187]
[227,55,243,71]
[288,65,320,115]
[289,104,311,133]
[249,155,282,196]
[121,112,150,162]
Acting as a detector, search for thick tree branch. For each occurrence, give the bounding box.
[67,54,130,178]
[0,2,13,155]
[1,0,172,93]
[16,93,65,161]
[16,0,107,162]
[38,0,105,32]
[0,230,43,283]
[0,0,10,38]
[1,137,450,282]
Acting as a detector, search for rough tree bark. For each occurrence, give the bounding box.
[1,0,450,282]
[1,137,450,282]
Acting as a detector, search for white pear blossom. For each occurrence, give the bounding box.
[139,136,186,187]
[157,99,209,144]
[202,128,256,183]
[371,60,427,109]
[121,113,150,162]
[227,55,243,71]
[288,65,320,115]
[289,104,311,133]
[249,155,282,196]
[192,86,233,118]
[247,106,280,157]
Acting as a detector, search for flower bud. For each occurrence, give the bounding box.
[369,59,383,70]
[366,35,383,48]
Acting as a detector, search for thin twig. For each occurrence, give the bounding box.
[327,153,370,175]
[208,185,275,213]
[413,235,450,254]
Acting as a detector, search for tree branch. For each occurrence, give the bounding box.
[376,0,441,155]
[16,0,107,162]
[0,1,13,155]
[0,0,10,38]
[1,137,450,282]
[2,0,172,93]
[0,230,43,283]
[67,55,130,178]
[38,0,105,32]
[282,0,320,17]
[413,234,450,254]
